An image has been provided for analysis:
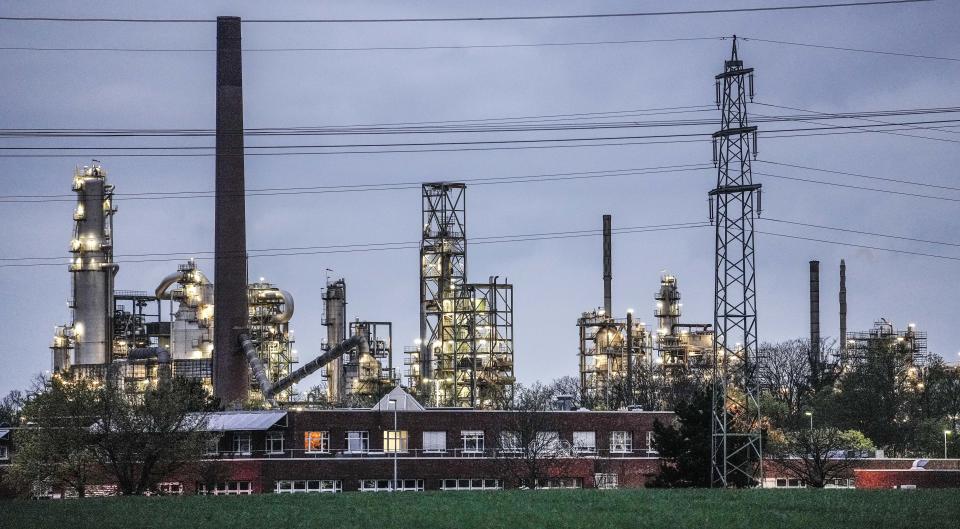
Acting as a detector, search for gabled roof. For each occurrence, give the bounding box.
[371,387,425,412]
[200,411,287,432]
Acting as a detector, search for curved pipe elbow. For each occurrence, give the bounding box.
[266,290,295,323]
[155,271,182,299]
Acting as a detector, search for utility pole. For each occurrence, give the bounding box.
[709,35,764,487]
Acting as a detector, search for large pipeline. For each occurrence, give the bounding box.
[239,333,368,402]
[127,347,171,364]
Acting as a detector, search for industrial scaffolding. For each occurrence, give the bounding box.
[578,310,652,407]
[247,280,297,402]
[655,274,714,372]
[345,320,398,399]
[410,183,515,408]
[844,319,928,369]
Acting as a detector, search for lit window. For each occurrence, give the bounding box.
[232,432,251,455]
[423,431,446,453]
[499,431,522,453]
[610,431,632,454]
[347,431,370,453]
[462,431,484,453]
[384,430,409,453]
[573,431,596,454]
[304,431,330,453]
[266,431,284,454]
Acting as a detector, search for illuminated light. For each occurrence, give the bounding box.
[626,308,634,314]
[908,323,916,328]
[414,338,422,345]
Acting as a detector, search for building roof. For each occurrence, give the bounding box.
[201,411,287,432]
[371,387,425,412]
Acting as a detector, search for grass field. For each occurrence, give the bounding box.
[2,489,956,529]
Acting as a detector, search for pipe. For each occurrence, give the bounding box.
[155,271,181,300]
[238,333,273,398]
[602,214,612,316]
[252,289,294,323]
[127,347,171,364]
[267,335,368,400]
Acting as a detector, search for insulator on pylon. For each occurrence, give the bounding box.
[715,80,721,108]
[748,73,755,101]
[712,138,718,165]
[708,196,715,225]
[756,189,763,217]
[752,131,758,159]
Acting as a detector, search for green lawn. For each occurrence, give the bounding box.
[2,489,956,529]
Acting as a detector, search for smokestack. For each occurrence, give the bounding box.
[809,260,820,381]
[602,214,612,316]
[213,16,249,404]
[840,259,847,355]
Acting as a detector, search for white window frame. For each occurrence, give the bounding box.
[360,479,424,492]
[535,431,562,454]
[346,431,370,454]
[646,431,658,455]
[265,431,284,454]
[461,430,484,453]
[573,431,596,454]
[198,481,252,495]
[499,431,522,453]
[610,431,632,454]
[595,473,619,489]
[536,478,583,489]
[383,430,409,453]
[304,431,330,454]
[0,444,9,461]
[232,432,251,455]
[275,480,342,494]
[441,478,502,491]
[423,431,446,453]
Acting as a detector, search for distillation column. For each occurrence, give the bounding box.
[323,279,347,403]
[810,260,821,382]
[70,163,117,366]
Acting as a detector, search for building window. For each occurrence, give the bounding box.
[266,431,284,454]
[198,481,252,495]
[0,444,8,461]
[423,431,446,453]
[573,431,596,454]
[535,431,562,454]
[610,431,632,454]
[275,480,342,494]
[595,473,619,489]
[499,431,522,453]
[462,430,484,453]
[360,479,424,492]
[384,430,409,453]
[204,436,220,456]
[441,479,502,491]
[232,432,251,455]
[156,482,183,495]
[536,478,583,489]
[774,478,805,488]
[347,431,370,453]
[646,431,658,455]
[304,431,330,453]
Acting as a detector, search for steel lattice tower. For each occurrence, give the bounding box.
[709,36,764,487]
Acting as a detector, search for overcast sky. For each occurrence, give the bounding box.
[1,0,958,396]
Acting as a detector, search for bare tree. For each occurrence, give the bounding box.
[759,340,819,424]
[768,427,874,488]
[495,383,577,488]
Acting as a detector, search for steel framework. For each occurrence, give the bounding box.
[709,36,764,487]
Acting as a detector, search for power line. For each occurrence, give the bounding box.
[744,36,960,63]
[755,171,960,203]
[756,160,960,192]
[0,37,723,53]
[758,231,960,262]
[0,164,713,203]
[0,221,711,267]
[763,218,960,248]
[0,2,930,24]
[3,119,959,153]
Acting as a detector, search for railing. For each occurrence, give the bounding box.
[205,446,659,460]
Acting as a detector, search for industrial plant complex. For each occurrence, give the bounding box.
[2,10,959,502]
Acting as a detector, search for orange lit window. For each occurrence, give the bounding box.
[304,431,330,453]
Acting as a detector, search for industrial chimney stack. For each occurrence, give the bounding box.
[809,260,820,381]
[602,214,612,316]
[840,259,847,356]
[213,16,249,404]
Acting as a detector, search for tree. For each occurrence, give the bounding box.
[92,376,217,495]
[5,376,101,497]
[649,390,712,488]
[759,340,815,427]
[768,428,874,488]
[495,383,576,488]
[0,390,25,427]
